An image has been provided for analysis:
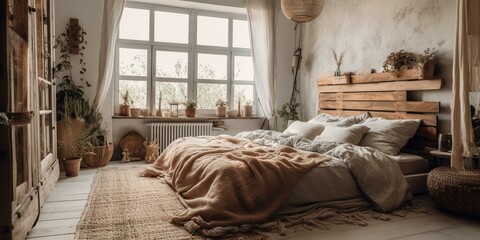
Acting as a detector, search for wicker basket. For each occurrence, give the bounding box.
[281,0,324,23]
[427,167,480,217]
[81,143,114,168]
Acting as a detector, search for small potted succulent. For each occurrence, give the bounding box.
[416,48,438,79]
[119,91,131,116]
[215,99,228,117]
[183,99,197,117]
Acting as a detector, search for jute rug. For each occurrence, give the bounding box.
[75,167,268,240]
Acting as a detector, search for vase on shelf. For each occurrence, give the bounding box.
[216,106,226,117]
[185,107,196,117]
[334,67,342,77]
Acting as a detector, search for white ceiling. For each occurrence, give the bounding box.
[128,0,246,14]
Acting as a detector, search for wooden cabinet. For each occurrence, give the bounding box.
[0,0,58,239]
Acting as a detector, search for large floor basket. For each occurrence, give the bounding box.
[81,143,114,168]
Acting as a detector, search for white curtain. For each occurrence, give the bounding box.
[246,0,277,130]
[451,0,480,170]
[93,0,126,111]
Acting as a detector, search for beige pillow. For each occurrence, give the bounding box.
[314,125,370,145]
[283,121,326,140]
[358,118,421,155]
[309,112,370,127]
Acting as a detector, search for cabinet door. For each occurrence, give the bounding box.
[7,0,34,208]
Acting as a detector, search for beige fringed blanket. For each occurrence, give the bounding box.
[141,136,330,237]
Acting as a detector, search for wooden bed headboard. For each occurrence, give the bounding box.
[317,69,441,155]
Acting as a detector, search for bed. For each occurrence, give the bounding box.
[141,73,442,237]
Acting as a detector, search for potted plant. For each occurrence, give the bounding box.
[243,100,253,117]
[183,99,197,117]
[332,49,345,77]
[119,90,131,116]
[81,107,114,168]
[58,117,95,177]
[382,50,416,76]
[416,48,438,79]
[215,99,227,117]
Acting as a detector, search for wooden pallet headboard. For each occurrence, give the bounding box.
[317,69,441,155]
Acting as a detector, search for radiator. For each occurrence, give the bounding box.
[146,122,213,152]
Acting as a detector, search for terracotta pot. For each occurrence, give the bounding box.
[418,61,435,79]
[216,106,226,117]
[131,108,142,117]
[185,107,196,117]
[119,104,131,116]
[243,105,253,117]
[63,157,82,177]
[57,118,86,166]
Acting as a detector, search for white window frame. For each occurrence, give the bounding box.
[114,2,255,114]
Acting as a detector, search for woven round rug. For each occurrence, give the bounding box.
[75,167,268,239]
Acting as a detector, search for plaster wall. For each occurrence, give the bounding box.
[298,0,456,132]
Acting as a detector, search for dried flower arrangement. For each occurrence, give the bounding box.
[417,48,438,64]
[382,50,416,74]
[183,99,197,108]
[332,49,345,76]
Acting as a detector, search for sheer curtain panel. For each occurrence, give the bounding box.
[93,0,126,110]
[246,0,277,130]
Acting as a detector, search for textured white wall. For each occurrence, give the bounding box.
[298,0,456,132]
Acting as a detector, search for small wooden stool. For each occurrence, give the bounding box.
[427,167,480,217]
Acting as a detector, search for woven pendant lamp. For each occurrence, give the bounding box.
[281,0,324,23]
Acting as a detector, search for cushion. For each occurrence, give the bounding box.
[283,121,326,140]
[314,125,370,145]
[309,112,370,127]
[358,118,421,155]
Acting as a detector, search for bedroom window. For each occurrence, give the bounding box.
[115,4,254,112]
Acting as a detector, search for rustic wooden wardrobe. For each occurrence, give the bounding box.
[0,0,58,239]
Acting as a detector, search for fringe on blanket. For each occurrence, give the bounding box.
[182,201,427,238]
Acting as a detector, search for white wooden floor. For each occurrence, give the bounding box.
[27,161,480,240]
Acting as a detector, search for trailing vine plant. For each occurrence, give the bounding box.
[54,22,89,120]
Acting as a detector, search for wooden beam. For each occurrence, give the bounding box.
[318,110,438,127]
[318,79,442,93]
[319,91,407,101]
[319,101,440,113]
[317,69,434,86]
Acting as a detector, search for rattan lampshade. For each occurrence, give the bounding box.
[281,0,324,23]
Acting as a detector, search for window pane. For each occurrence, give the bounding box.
[119,8,149,41]
[197,54,227,80]
[155,82,188,110]
[155,11,189,44]
[234,56,253,81]
[233,20,250,48]
[197,83,227,109]
[234,84,254,105]
[156,51,188,78]
[119,80,147,108]
[197,16,228,47]
[119,48,148,76]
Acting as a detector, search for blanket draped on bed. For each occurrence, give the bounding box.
[141,135,330,237]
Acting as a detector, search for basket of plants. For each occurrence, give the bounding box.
[82,143,114,168]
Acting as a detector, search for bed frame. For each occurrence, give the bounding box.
[317,69,441,158]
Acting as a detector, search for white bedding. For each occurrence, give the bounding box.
[236,130,412,214]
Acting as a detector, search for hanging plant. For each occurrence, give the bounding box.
[54,21,89,120]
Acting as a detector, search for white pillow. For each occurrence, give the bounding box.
[314,125,370,145]
[309,112,370,127]
[357,118,421,155]
[283,121,326,140]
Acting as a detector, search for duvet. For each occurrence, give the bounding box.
[141,130,411,237]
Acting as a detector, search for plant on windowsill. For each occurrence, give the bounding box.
[119,90,131,116]
[243,100,253,117]
[183,99,197,118]
[215,99,228,117]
